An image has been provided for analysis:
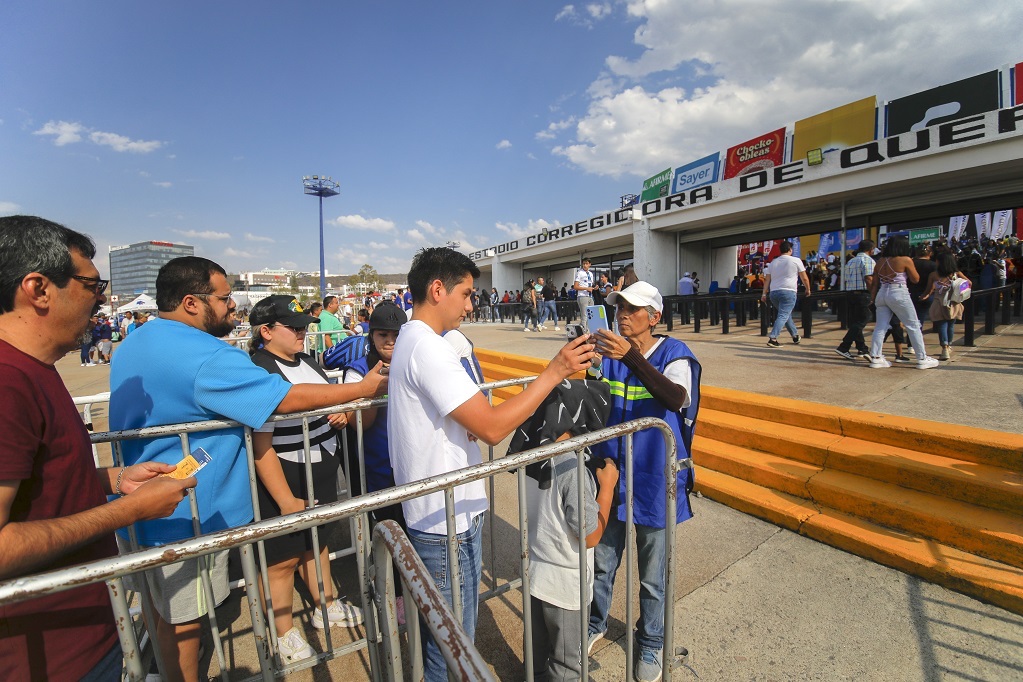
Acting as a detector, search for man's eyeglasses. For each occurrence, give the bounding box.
[70,275,109,295]
[190,292,234,303]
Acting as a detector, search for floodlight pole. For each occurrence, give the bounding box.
[302,175,341,298]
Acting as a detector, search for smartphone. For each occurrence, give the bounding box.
[566,324,586,340]
[586,305,611,334]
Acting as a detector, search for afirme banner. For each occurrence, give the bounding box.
[672,153,721,194]
[640,168,673,202]
[885,70,1000,136]
[909,227,941,245]
[723,127,786,179]
[791,96,877,161]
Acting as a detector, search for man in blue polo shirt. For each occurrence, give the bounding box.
[110,256,388,682]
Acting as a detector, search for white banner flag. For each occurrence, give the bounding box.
[974,212,992,239]
[948,215,969,241]
[990,210,1012,240]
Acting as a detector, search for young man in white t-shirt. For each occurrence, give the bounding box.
[388,247,595,681]
[761,241,810,348]
[573,258,595,329]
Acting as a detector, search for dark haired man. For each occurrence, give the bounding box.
[0,216,195,680]
[835,240,875,361]
[761,241,810,348]
[573,258,595,330]
[389,247,595,681]
[110,256,389,682]
[319,295,345,350]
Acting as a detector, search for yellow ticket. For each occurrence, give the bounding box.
[163,447,211,479]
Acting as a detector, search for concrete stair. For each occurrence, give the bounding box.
[474,350,1023,615]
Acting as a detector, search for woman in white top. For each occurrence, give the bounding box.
[868,237,939,369]
[247,296,363,663]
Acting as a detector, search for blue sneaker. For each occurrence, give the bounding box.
[634,647,662,682]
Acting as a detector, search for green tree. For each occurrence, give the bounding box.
[349,264,380,292]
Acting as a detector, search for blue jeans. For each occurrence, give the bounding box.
[936,319,955,346]
[407,512,485,682]
[539,300,557,326]
[589,516,667,652]
[80,642,121,681]
[768,289,798,340]
[870,284,927,360]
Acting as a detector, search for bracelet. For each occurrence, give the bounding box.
[115,467,127,496]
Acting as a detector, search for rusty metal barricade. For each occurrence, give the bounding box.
[10,379,686,681]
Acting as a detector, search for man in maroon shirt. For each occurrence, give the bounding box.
[0,216,196,681]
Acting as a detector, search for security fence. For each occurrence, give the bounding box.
[3,379,686,681]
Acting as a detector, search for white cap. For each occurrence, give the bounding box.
[606,281,663,313]
[683,272,691,277]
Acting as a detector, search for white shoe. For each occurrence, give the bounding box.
[86,362,96,367]
[523,328,531,332]
[538,325,546,331]
[277,627,314,663]
[868,356,891,368]
[554,326,561,331]
[916,356,940,370]
[311,599,363,629]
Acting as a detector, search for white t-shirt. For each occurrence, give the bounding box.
[386,320,487,534]
[574,268,594,294]
[255,356,335,463]
[766,254,806,292]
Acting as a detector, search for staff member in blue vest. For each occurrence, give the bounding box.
[586,281,702,682]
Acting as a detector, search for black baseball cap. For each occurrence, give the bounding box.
[249,295,318,327]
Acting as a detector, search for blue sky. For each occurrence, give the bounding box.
[2,1,1021,278]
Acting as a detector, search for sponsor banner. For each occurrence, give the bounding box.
[974,212,992,239]
[723,128,786,179]
[991,210,1013,240]
[792,96,877,161]
[640,168,673,202]
[909,226,941,246]
[672,153,721,194]
[1018,209,1023,239]
[1017,62,1023,106]
[948,215,969,241]
[737,241,781,264]
[789,236,802,259]
[639,105,1023,222]
[886,70,1000,136]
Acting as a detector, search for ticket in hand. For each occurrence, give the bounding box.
[164,447,212,479]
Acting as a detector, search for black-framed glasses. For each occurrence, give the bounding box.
[273,323,307,333]
[70,275,109,295]
[189,292,233,303]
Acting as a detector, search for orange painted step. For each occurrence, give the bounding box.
[806,469,1023,570]
[692,439,820,499]
[697,410,842,467]
[693,467,818,533]
[825,437,1023,515]
[699,386,845,435]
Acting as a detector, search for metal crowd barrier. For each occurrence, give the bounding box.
[7,378,686,681]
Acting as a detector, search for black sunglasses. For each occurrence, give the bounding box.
[70,274,109,294]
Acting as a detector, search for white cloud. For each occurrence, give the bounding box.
[0,201,21,215]
[153,181,172,188]
[535,118,575,140]
[174,229,231,240]
[368,241,389,249]
[225,247,256,258]
[495,218,559,240]
[496,139,512,150]
[245,232,275,243]
[406,229,429,243]
[90,130,162,153]
[138,170,151,178]
[33,119,162,153]
[555,5,576,22]
[331,214,396,232]
[415,220,442,235]
[33,120,86,146]
[586,3,611,20]
[549,0,1023,178]
[334,247,370,268]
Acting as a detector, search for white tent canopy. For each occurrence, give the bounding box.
[117,294,158,313]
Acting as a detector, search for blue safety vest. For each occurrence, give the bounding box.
[593,336,701,527]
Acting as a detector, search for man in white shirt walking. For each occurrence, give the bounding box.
[573,258,595,330]
[761,241,810,348]
[388,247,594,681]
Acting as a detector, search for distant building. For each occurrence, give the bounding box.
[238,268,298,287]
[109,240,194,305]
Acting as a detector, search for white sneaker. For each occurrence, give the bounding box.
[311,599,363,629]
[916,356,940,370]
[86,362,96,367]
[554,326,561,331]
[277,627,314,663]
[523,328,531,332]
[868,356,891,368]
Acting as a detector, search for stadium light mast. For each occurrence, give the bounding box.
[302,175,341,298]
